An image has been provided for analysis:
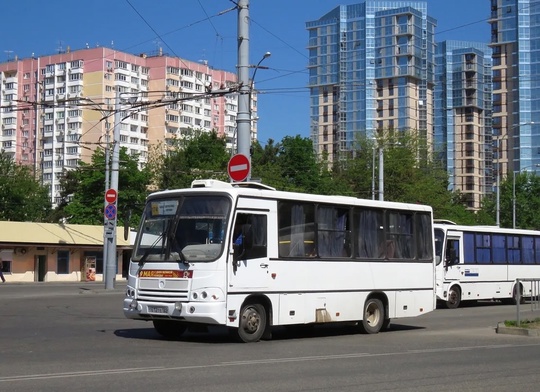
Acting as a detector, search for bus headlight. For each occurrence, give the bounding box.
[190,288,223,302]
[175,302,183,311]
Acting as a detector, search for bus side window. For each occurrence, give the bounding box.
[446,240,459,265]
[233,213,267,260]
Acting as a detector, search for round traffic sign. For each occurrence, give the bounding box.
[104,204,117,220]
[105,188,117,204]
[228,154,250,182]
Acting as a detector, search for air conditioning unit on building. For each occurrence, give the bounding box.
[15,247,27,255]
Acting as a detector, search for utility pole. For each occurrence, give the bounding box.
[102,113,110,286]
[105,92,121,289]
[236,0,251,180]
[379,147,384,201]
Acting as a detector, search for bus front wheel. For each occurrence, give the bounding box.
[153,320,187,339]
[236,303,267,343]
[359,298,385,334]
[446,286,461,309]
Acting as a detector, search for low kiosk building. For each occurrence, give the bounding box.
[0,221,131,283]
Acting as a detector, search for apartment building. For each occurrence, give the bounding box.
[489,0,540,179]
[434,41,493,211]
[306,1,436,162]
[0,47,243,205]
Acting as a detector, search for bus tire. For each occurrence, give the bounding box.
[446,286,461,309]
[153,320,187,339]
[236,303,267,343]
[359,298,385,334]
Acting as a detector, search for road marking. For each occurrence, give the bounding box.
[2,342,540,383]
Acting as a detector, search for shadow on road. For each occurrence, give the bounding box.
[114,321,425,344]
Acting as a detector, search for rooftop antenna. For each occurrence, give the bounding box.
[4,50,13,61]
[199,49,207,65]
[153,39,162,54]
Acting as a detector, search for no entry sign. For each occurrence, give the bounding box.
[228,154,250,182]
[105,188,117,204]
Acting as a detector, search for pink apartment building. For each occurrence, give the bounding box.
[0,47,248,205]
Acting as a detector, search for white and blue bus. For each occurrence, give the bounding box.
[435,221,540,308]
[124,179,436,342]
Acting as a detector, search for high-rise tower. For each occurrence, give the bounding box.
[307,1,436,162]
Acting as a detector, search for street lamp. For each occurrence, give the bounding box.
[247,52,271,152]
[495,122,534,227]
[371,146,376,200]
[372,137,400,201]
[512,163,540,229]
[495,134,506,227]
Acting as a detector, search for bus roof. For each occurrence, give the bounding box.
[434,222,540,236]
[148,179,433,213]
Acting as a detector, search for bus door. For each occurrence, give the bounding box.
[444,231,463,282]
[228,210,270,290]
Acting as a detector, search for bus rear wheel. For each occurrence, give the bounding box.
[359,298,385,334]
[236,303,267,343]
[446,286,461,309]
[153,320,187,339]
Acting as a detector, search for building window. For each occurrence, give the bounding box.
[0,258,11,273]
[57,250,70,274]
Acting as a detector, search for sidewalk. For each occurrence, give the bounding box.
[0,280,127,299]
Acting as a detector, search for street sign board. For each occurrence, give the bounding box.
[105,188,117,204]
[228,154,250,182]
[104,204,117,220]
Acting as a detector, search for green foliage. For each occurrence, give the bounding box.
[0,151,51,221]
[55,148,151,226]
[159,130,230,189]
[479,172,540,229]
[504,317,540,328]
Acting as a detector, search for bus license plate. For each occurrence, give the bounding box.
[148,306,168,314]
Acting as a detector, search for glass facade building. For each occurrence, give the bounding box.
[434,41,492,211]
[306,1,436,161]
[489,0,540,177]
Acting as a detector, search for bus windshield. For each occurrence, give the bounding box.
[133,195,231,263]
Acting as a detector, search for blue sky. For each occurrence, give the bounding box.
[0,1,491,144]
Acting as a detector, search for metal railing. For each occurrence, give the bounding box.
[515,278,540,326]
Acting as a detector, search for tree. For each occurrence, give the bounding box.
[0,151,51,221]
[509,172,540,229]
[159,130,230,190]
[55,148,151,226]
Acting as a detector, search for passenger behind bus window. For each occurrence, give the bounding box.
[446,240,459,266]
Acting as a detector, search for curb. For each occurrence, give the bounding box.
[496,322,540,337]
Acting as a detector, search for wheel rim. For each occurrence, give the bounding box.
[365,301,381,326]
[241,306,261,335]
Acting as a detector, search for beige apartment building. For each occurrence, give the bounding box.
[0,46,250,205]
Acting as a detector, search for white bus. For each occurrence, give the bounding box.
[434,221,540,308]
[123,179,436,342]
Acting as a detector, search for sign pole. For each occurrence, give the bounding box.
[105,92,120,290]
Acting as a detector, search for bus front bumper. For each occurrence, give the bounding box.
[123,298,227,325]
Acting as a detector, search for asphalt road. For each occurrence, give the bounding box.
[1,282,540,392]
